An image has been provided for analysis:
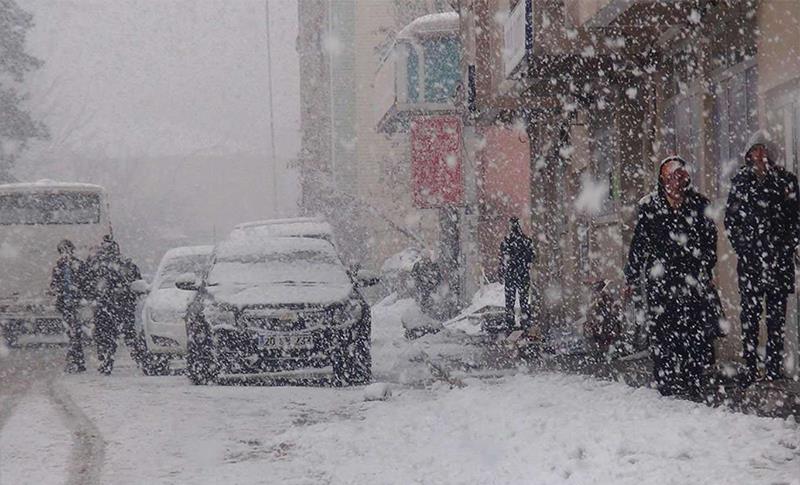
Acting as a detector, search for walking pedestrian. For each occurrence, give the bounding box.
[83,235,147,374]
[724,131,800,385]
[624,156,718,398]
[499,217,535,332]
[50,239,86,373]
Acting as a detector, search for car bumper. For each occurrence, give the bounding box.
[145,321,188,354]
[215,366,335,385]
[210,324,352,375]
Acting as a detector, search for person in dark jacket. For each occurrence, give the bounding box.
[84,235,147,374]
[625,156,718,398]
[50,239,86,373]
[724,131,800,384]
[499,217,535,331]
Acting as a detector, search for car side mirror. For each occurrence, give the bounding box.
[130,279,150,295]
[356,270,380,288]
[175,273,200,291]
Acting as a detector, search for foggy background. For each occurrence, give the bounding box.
[15,0,300,272]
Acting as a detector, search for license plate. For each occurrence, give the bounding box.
[256,333,313,350]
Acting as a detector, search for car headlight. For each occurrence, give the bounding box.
[333,299,363,326]
[205,306,236,329]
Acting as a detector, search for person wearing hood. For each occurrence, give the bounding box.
[724,131,799,384]
[83,234,147,375]
[624,156,719,398]
[499,217,535,332]
[50,239,87,373]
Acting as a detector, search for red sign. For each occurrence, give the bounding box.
[410,115,464,208]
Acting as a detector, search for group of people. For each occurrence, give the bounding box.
[50,234,145,374]
[500,131,799,398]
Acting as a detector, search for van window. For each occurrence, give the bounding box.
[0,192,101,225]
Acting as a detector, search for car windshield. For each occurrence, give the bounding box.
[209,250,350,286]
[158,254,211,289]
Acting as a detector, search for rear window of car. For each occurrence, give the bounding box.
[158,254,211,289]
[0,192,101,225]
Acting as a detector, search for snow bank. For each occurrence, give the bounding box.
[363,382,392,402]
[443,282,510,335]
[275,374,799,485]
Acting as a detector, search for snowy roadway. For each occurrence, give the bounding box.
[1,299,799,484]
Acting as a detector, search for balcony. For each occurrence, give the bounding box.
[374,12,461,133]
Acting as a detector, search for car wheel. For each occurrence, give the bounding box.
[185,315,218,385]
[2,320,21,348]
[333,317,372,386]
[138,332,171,376]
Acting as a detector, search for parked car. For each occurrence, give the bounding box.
[137,245,213,374]
[229,216,334,243]
[181,234,376,386]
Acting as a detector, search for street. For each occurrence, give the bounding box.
[1,302,798,485]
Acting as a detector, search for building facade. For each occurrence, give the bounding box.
[462,0,800,368]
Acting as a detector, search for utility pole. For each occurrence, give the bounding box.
[265,0,279,217]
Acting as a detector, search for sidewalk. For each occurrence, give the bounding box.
[537,349,800,419]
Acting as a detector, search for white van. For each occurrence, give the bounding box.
[0,181,111,345]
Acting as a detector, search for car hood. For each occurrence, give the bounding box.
[206,282,353,309]
[145,288,196,314]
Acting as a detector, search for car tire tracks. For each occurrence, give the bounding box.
[46,377,106,485]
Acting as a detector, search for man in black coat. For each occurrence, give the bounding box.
[499,217,535,332]
[84,235,147,374]
[724,131,800,383]
[625,156,718,398]
[50,239,86,373]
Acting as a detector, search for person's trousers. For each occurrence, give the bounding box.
[504,275,531,330]
[650,304,712,397]
[94,307,119,374]
[63,308,85,372]
[739,281,787,378]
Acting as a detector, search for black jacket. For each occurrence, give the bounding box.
[625,187,717,312]
[50,255,84,314]
[500,229,535,282]
[724,165,800,293]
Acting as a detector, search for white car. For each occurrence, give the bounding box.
[139,245,213,372]
[229,216,334,243]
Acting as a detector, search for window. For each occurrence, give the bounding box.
[712,64,759,195]
[0,192,101,225]
[406,44,419,103]
[591,123,618,216]
[422,36,460,103]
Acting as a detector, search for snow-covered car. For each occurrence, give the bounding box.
[228,216,334,243]
[181,235,375,386]
[138,245,213,371]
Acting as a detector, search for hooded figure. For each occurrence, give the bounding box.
[625,156,718,398]
[724,130,799,383]
[50,239,87,373]
[83,234,146,374]
[499,217,535,331]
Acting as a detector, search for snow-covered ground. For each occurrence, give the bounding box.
[1,297,798,484]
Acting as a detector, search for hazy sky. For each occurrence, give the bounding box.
[14,0,302,266]
[20,0,299,161]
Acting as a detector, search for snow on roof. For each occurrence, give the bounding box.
[162,245,214,260]
[231,221,334,240]
[397,12,459,40]
[233,216,326,230]
[216,236,337,261]
[0,180,105,192]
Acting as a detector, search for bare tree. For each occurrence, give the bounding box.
[0,0,48,182]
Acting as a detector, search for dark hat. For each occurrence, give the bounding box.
[57,239,75,253]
